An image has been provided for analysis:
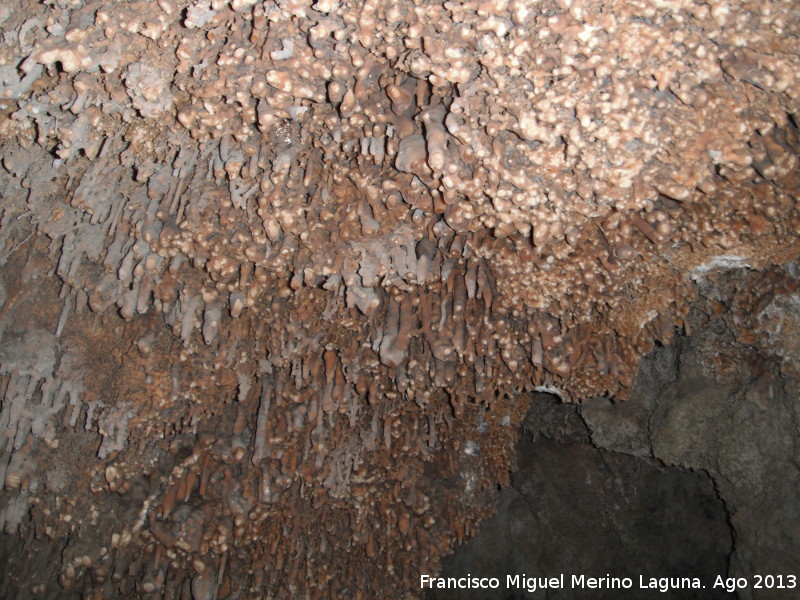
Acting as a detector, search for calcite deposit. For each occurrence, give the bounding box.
[0,0,798,598]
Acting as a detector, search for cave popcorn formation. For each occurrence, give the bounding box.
[0,0,798,598]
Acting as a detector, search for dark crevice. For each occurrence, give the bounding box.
[428,385,733,600]
[428,317,800,600]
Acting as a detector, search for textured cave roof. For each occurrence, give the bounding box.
[0,0,798,598]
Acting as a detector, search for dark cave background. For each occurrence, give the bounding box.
[428,324,800,600]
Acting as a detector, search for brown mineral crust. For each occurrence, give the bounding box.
[0,0,798,598]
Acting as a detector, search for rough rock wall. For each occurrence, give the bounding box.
[434,267,800,600]
[582,267,800,600]
[0,0,798,598]
[427,391,733,600]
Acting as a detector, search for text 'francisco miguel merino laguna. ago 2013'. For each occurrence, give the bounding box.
[420,573,798,594]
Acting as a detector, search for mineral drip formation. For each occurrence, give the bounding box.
[0,0,798,598]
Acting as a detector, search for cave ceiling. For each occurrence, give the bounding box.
[0,0,798,598]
